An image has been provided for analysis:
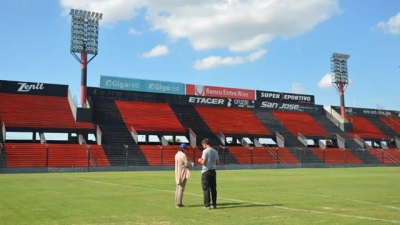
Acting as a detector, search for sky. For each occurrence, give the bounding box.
[0,0,400,111]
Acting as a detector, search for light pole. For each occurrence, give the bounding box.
[70,9,102,107]
[331,53,350,119]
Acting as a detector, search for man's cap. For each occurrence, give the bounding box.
[180,143,188,149]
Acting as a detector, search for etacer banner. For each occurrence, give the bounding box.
[186,84,255,100]
[100,75,185,95]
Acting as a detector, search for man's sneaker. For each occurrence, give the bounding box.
[204,206,211,210]
[212,205,217,209]
[176,204,185,208]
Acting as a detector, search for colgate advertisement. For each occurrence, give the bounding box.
[186,84,255,100]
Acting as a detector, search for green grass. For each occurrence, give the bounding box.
[0,167,400,225]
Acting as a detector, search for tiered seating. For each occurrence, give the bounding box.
[251,147,279,164]
[275,147,301,164]
[194,106,270,135]
[47,144,90,167]
[346,116,387,139]
[272,111,330,137]
[139,145,169,166]
[0,93,93,129]
[5,143,110,167]
[226,146,253,164]
[139,145,199,166]
[310,148,363,164]
[366,148,400,164]
[380,117,400,134]
[383,149,400,164]
[185,146,203,163]
[115,101,185,132]
[4,143,46,168]
[88,145,111,166]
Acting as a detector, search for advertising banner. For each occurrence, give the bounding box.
[256,90,315,104]
[186,84,255,100]
[185,96,255,108]
[100,75,185,95]
[87,87,164,103]
[331,106,399,117]
[256,101,323,114]
[0,79,68,97]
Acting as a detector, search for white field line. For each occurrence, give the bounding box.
[298,193,400,211]
[67,177,400,224]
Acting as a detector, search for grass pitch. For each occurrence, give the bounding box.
[0,167,399,225]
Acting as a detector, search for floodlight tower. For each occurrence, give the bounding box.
[69,9,102,107]
[331,53,350,119]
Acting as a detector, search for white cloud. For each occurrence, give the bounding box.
[291,82,306,94]
[128,28,141,35]
[318,73,353,90]
[60,0,144,25]
[318,73,334,89]
[194,49,267,70]
[376,12,400,34]
[148,0,341,52]
[60,0,341,51]
[247,49,267,62]
[194,56,244,70]
[142,45,169,58]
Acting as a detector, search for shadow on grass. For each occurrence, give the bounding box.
[187,202,282,209]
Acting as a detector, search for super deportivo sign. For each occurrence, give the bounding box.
[256,90,315,104]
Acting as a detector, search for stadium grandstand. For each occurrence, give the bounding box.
[0,76,399,173]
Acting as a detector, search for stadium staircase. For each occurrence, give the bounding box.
[92,99,147,166]
[252,109,322,163]
[310,114,381,164]
[169,105,239,165]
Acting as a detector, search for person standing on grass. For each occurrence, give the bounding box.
[175,143,192,208]
[197,138,220,209]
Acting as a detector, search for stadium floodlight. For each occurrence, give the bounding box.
[69,8,103,107]
[331,53,350,119]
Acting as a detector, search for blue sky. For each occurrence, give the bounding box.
[1,0,400,111]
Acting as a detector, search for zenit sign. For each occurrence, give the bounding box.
[0,80,68,97]
[256,90,315,104]
[17,82,45,92]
